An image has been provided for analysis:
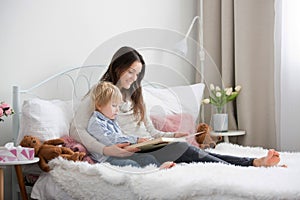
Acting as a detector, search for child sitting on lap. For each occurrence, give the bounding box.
[87,81,175,169]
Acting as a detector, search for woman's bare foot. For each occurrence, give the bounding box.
[253,149,286,167]
[159,161,176,169]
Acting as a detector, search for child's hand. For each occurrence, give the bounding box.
[174,133,189,138]
[137,138,149,143]
[103,143,139,157]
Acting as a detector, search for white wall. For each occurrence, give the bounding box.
[0,0,198,199]
[0,0,198,145]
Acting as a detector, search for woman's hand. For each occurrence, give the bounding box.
[174,132,189,138]
[137,138,149,143]
[103,143,140,157]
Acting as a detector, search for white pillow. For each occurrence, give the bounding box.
[143,83,205,121]
[16,98,73,144]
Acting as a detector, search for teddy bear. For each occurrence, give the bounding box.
[195,123,222,149]
[20,135,86,172]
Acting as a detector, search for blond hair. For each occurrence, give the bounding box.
[91,81,122,108]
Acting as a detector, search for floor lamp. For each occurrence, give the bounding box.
[175,10,205,122]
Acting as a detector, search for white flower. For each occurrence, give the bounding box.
[0,101,14,122]
[203,84,242,114]
[225,87,233,96]
[235,85,242,92]
[202,98,210,104]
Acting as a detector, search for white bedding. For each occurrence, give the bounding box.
[31,143,300,200]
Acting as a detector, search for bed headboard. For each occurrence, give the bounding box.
[12,65,107,144]
[12,64,203,144]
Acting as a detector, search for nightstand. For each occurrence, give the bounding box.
[0,158,39,200]
[210,130,246,143]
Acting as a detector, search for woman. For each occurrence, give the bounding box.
[75,46,283,168]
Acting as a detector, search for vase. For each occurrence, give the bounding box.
[212,113,228,132]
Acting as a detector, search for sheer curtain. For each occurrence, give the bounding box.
[276,0,300,151]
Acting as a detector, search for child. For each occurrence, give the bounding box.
[87,81,175,169]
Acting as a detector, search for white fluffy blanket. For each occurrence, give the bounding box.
[42,143,300,200]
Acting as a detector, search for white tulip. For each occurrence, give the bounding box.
[203,99,210,104]
[226,87,233,96]
[216,86,221,91]
[235,85,242,92]
[210,84,215,91]
[216,92,222,97]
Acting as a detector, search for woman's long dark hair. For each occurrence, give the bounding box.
[101,46,146,124]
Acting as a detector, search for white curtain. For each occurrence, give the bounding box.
[276,0,300,151]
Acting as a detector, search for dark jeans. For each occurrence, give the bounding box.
[106,153,161,168]
[149,142,254,167]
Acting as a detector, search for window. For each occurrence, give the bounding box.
[276,0,300,151]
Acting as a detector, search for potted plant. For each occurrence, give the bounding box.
[203,84,241,132]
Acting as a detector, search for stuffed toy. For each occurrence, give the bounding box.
[20,135,86,172]
[61,135,94,164]
[195,123,222,149]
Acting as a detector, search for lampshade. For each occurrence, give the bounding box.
[174,38,188,55]
[175,16,200,55]
[174,11,205,122]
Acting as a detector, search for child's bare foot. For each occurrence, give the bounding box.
[253,149,286,167]
[159,161,176,169]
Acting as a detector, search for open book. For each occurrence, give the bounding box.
[125,132,204,152]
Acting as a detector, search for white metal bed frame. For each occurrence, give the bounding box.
[12,65,107,144]
[11,63,198,199]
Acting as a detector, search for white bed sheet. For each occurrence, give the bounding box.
[31,143,300,200]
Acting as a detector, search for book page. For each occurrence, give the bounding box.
[124,131,204,152]
[125,137,185,152]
